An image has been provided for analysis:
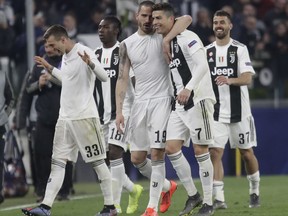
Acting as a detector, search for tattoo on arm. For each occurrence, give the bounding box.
[119,42,128,80]
[119,91,125,101]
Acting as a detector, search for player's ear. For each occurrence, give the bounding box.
[229,23,233,30]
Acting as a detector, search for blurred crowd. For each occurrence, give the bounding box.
[0,0,288,97]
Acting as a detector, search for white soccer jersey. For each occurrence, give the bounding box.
[169,30,215,111]
[52,43,102,120]
[94,42,134,124]
[124,32,172,101]
[206,39,255,123]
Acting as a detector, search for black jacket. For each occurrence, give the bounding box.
[26,55,62,125]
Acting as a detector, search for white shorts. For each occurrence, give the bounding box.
[128,97,172,152]
[53,118,106,163]
[102,119,129,152]
[211,115,257,149]
[167,99,214,146]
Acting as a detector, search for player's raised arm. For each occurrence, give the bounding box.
[162,15,192,63]
[78,50,108,82]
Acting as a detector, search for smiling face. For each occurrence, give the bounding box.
[44,42,61,57]
[213,15,232,40]
[152,10,174,36]
[45,35,66,55]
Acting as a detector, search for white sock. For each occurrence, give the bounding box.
[135,158,170,192]
[110,158,125,204]
[196,153,213,206]
[42,159,66,207]
[123,174,134,193]
[92,160,113,205]
[247,171,260,195]
[213,180,225,202]
[168,151,197,196]
[147,160,165,210]
[135,158,152,178]
[162,178,171,192]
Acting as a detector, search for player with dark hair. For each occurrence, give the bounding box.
[94,16,143,214]
[152,3,215,216]
[115,1,192,216]
[206,10,260,210]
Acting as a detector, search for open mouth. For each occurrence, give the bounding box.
[216,28,224,32]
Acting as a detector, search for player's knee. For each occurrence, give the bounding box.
[131,157,143,165]
[131,152,147,166]
[131,153,146,165]
[240,148,254,162]
[165,144,178,155]
[210,147,223,160]
[109,144,124,160]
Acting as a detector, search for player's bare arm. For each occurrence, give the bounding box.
[215,72,253,86]
[116,41,131,133]
[162,15,192,63]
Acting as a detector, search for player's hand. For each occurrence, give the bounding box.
[177,88,191,105]
[39,73,52,88]
[78,51,91,65]
[215,76,230,86]
[42,72,52,81]
[39,74,47,88]
[116,113,125,134]
[162,37,172,64]
[34,56,53,72]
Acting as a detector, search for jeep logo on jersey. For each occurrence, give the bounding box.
[113,54,119,65]
[211,67,234,76]
[169,58,181,68]
[106,69,117,77]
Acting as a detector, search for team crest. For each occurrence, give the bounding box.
[174,43,179,53]
[113,54,119,65]
[229,52,235,63]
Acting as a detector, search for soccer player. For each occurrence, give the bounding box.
[26,42,74,202]
[94,16,143,214]
[206,10,260,209]
[152,3,215,216]
[115,1,192,216]
[21,25,117,216]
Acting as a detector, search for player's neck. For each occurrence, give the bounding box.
[103,40,117,49]
[66,39,76,53]
[137,28,154,36]
[216,36,230,46]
